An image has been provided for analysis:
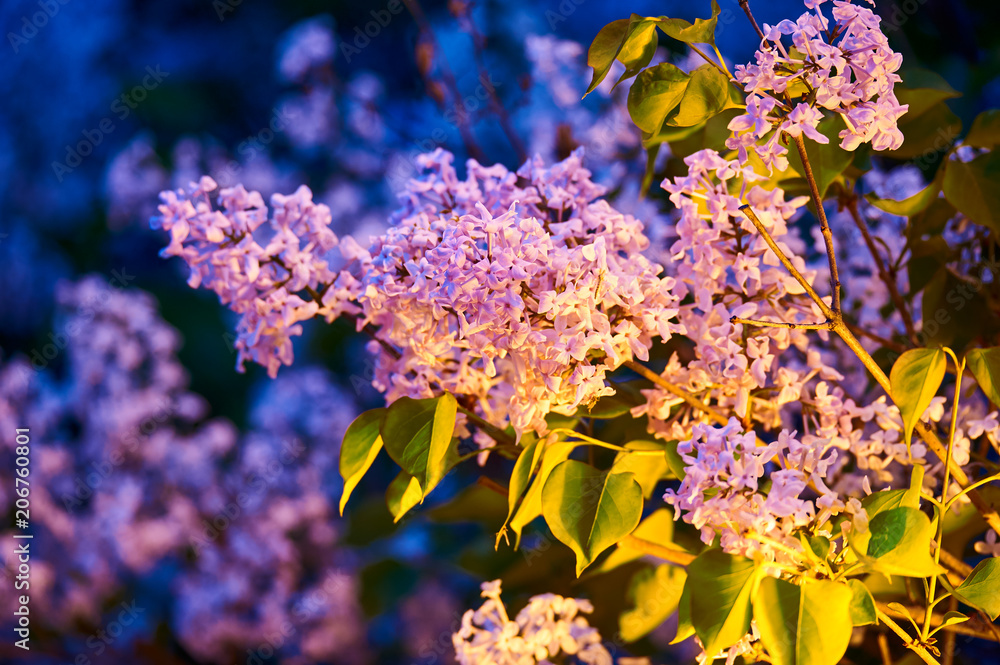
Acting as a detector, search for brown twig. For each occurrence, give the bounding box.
[401,0,485,161]
[877,601,1000,643]
[737,0,767,41]
[622,359,728,426]
[875,607,940,665]
[845,196,918,345]
[732,316,833,331]
[791,134,841,313]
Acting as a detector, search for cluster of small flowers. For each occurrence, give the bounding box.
[156,148,683,439]
[663,418,867,563]
[339,148,682,438]
[0,278,368,662]
[154,176,339,377]
[453,579,641,665]
[728,0,906,170]
[634,148,820,435]
[696,622,760,665]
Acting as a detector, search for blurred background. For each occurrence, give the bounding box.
[1,0,998,663]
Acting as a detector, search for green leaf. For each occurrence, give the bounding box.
[866,178,941,217]
[339,408,386,515]
[965,109,1000,149]
[592,508,680,574]
[855,468,923,557]
[786,115,855,201]
[612,441,670,498]
[656,0,721,47]
[541,459,644,576]
[496,437,545,548]
[967,347,1000,409]
[687,549,760,656]
[665,64,736,128]
[627,63,690,133]
[930,611,970,636]
[884,69,961,160]
[663,440,686,480]
[585,19,629,95]
[954,557,1000,620]
[613,17,659,90]
[866,507,946,578]
[943,151,1000,234]
[754,578,853,665]
[921,268,993,350]
[386,470,423,523]
[890,348,946,454]
[908,197,957,241]
[847,579,878,626]
[620,564,687,642]
[507,440,576,548]
[672,581,695,644]
[381,393,458,498]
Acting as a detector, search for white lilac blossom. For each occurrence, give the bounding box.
[155,148,683,439]
[728,0,907,166]
[453,579,626,665]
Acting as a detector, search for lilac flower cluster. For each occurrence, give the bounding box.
[728,0,907,169]
[154,177,339,377]
[663,418,866,563]
[0,277,367,662]
[156,148,683,439]
[453,579,646,665]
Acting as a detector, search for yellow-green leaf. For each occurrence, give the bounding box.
[688,549,760,656]
[847,579,878,626]
[967,347,1000,410]
[386,470,423,523]
[954,558,1000,620]
[381,393,458,498]
[754,578,853,665]
[339,408,386,515]
[541,460,644,576]
[620,564,687,642]
[866,506,946,578]
[890,348,946,454]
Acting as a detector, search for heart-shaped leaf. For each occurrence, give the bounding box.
[890,348,946,454]
[754,578,853,665]
[339,408,386,514]
[541,459,644,575]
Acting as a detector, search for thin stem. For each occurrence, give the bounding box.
[548,428,664,455]
[941,597,957,665]
[791,133,841,312]
[712,44,733,79]
[924,352,964,639]
[732,316,833,331]
[878,602,1000,643]
[878,633,894,665]
[688,43,731,79]
[401,0,485,162]
[623,359,728,426]
[943,471,1000,512]
[875,608,941,665]
[846,197,918,344]
[738,0,766,41]
[740,205,833,317]
[457,405,517,449]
